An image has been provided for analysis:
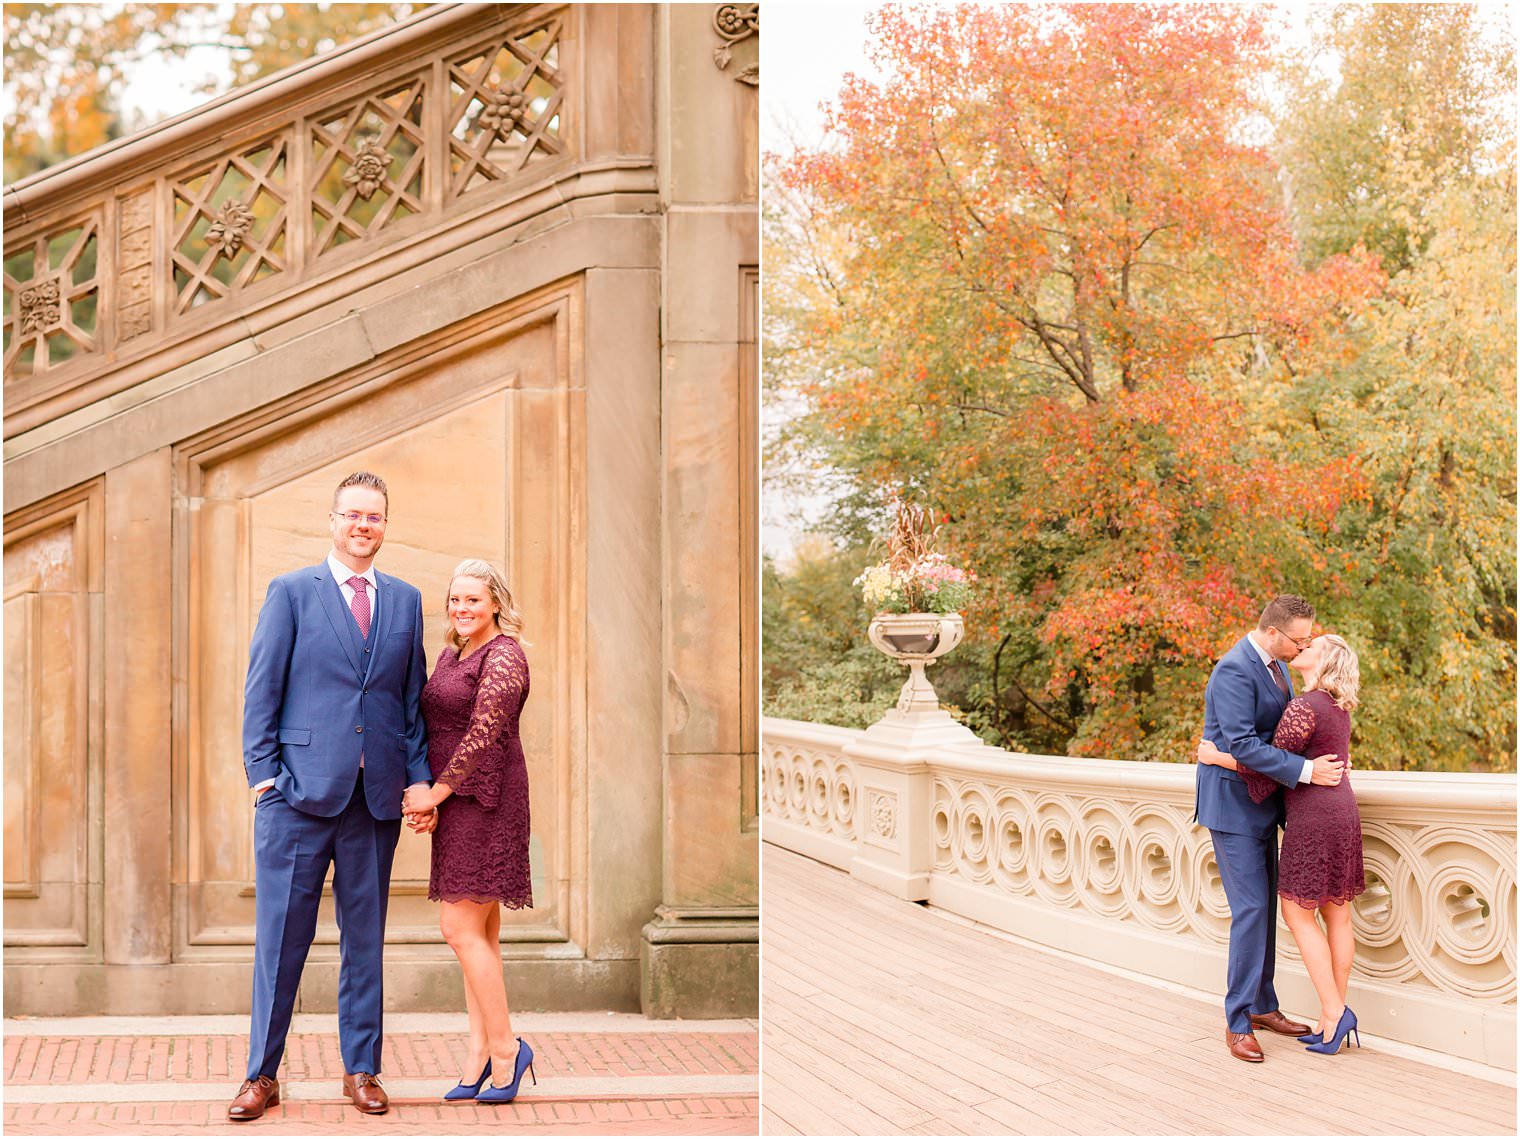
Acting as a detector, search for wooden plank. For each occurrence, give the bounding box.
[761,1104,804,1135]
[762,843,1516,1137]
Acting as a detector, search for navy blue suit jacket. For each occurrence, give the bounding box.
[242,562,430,818]
[1197,635,1308,838]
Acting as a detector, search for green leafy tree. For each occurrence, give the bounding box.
[1273,5,1517,770]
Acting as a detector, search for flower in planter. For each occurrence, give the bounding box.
[854,499,976,614]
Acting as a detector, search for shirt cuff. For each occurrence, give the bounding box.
[1297,758,1314,785]
[253,778,276,792]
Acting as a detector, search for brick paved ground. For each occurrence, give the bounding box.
[4,1013,758,1136]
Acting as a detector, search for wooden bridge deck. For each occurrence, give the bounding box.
[761,843,1516,1137]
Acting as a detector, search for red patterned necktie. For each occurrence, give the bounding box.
[348,576,371,638]
[1269,659,1289,698]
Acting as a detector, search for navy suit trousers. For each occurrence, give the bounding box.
[1210,828,1281,1034]
[247,772,402,1080]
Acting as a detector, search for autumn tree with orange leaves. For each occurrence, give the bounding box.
[767,4,1507,763]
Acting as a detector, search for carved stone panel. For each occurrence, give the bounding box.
[179,291,583,957]
[2,484,103,953]
[116,189,155,341]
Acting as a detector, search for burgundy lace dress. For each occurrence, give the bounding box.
[420,634,532,908]
[1239,689,1365,909]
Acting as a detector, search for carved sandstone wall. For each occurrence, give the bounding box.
[3,3,757,1018]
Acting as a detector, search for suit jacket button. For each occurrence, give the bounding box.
[355,726,363,733]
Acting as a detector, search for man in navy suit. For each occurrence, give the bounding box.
[1197,594,1344,1063]
[228,472,433,1120]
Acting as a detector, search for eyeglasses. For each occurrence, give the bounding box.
[1271,627,1313,648]
[332,511,386,526]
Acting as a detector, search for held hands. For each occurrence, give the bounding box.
[403,781,438,834]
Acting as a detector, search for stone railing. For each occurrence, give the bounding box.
[763,713,1517,1070]
[2,3,606,438]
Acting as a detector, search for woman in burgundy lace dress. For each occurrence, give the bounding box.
[1198,634,1365,1054]
[403,559,536,1101]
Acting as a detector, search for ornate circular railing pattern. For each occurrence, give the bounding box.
[762,718,1515,1008]
[763,736,858,847]
[933,772,1515,1003]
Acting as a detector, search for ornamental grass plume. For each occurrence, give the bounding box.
[854,498,976,614]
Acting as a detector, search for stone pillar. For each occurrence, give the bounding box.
[103,448,174,964]
[641,2,759,1017]
[846,710,986,900]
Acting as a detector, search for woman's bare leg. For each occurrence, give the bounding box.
[1280,898,1343,1035]
[1321,901,1355,1007]
[440,899,517,1083]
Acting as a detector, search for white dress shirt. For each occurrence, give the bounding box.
[1244,631,1313,785]
[253,555,379,793]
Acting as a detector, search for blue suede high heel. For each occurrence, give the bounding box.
[1305,1007,1359,1054]
[1297,1031,1323,1044]
[477,1038,535,1103]
[443,1059,491,1101]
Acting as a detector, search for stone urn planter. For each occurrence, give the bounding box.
[868,610,964,714]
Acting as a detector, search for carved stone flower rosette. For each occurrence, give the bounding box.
[712,3,759,85]
[342,137,393,200]
[476,86,530,140]
[18,278,62,334]
[204,200,255,258]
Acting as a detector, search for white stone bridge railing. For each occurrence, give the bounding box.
[763,713,1517,1070]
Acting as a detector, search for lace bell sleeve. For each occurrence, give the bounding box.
[1239,698,1316,804]
[434,640,525,809]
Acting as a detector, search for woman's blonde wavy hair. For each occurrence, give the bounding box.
[443,558,526,651]
[1309,633,1360,712]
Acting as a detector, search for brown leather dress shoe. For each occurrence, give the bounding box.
[1250,1010,1312,1037]
[228,1075,280,1120]
[1226,1029,1265,1062]
[343,1072,389,1114]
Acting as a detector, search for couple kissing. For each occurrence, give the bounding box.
[1197,594,1367,1063]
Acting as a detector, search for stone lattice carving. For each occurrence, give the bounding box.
[446,17,566,199]
[311,77,426,256]
[3,218,102,380]
[4,12,580,387]
[171,136,288,313]
[712,4,758,86]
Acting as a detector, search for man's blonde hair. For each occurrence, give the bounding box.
[1310,634,1360,712]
